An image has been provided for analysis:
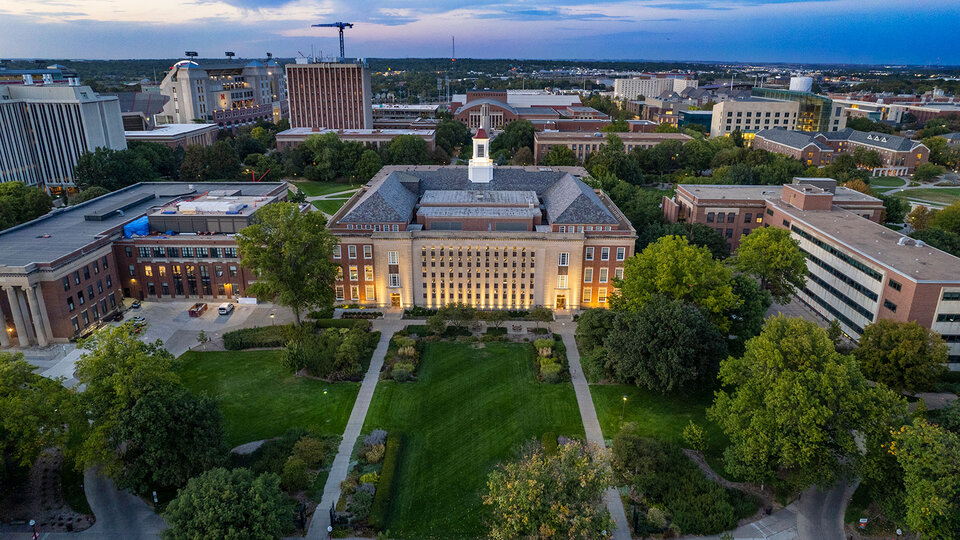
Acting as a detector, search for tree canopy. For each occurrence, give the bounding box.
[541,145,578,166]
[889,419,960,538]
[853,320,948,393]
[236,203,339,325]
[0,181,52,231]
[734,227,808,304]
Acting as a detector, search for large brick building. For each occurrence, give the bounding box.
[663,178,960,364]
[752,128,930,175]
[0,182,288,347]
[533,131,692,163]
[286,61,372,130]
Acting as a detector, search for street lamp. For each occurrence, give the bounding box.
[270,311,275,325]
[620,395,628,427]
[29,519,37,539]
[323,388,328,422]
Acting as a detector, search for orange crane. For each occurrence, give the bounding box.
[312,22,354,58]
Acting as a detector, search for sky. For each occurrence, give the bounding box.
[0,0,958,65]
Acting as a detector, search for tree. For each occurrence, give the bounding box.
[481,310,509,329]
[914,162,946,182]
[879,195,910,224]
[612,235,738,332]
[236,203,339,326]
[74,324,177,475]
[728,275,772,354]
[434,119,472,155]
[0,181,53,231]
[162,468,291,540]
[889,419,960,539]
[489,119,535,156]
[906,205,935,231]
[935,201,960,235]
[601,119,629,133]
[195,330,210,351]
[654,122,680,133]
[853,320,948,394]
[483,441,614,540]
[708,316,907,489]
[911,227,960,256]
[388,135,430,165]
[636,222,729,259]
[116,382,227,495]
[0,352,78,467]
[252,154,283,183]
[70,186,110,205]
[603,299,727,392]
[541,145,578,166]
[75,147,158,191]
[734,227,807,304]
[526,306,553,330]
[426,313,446,336]
[206,140,241,180]
[511,146,534,165]
[353,149,383,181]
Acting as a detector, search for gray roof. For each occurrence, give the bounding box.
[340,167,617,225]
[0,182,287,269]
[819,128,923,152]
[755,129,832,151]
[453,98,518,116]
[420,190,538,206]
[418,207,540,219]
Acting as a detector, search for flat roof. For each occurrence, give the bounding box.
[420,190,538,206]
[677,184,880,204]
[0,182,286,269]
[535,131,692,141]
[277,127,434,137]
[150,194,276,217]
[417,206,540,219]
[125,124,217,138]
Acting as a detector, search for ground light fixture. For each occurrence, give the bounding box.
[620,394,628,426]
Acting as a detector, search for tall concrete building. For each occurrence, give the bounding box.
[710,97,800,138]
[156,59,287,129]
[286,60,373,130]
[752,88,846,133]
[0,83,126,193]
[613,74,698,100]
[663,178,960,365]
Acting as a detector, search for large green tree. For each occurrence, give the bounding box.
[612,235,738,332]
[483,441,613,539]
[489,119,535,156]
[910,227,960,257]
[603,299,727,392]
[636,222,730,259]
[728,275,772,354]
[541,145,578,166]
[935,201,960,235]
[115,382,227,495]
[853,320,948,393]
[162,468,291,540]
[75,147,158,190]
[388,134,431,165]
[890,419,960,538]
[734,227,807,304]
[434,119,472,155]
[0,181,52,231]
[74,324,177,475]
[708,316,907,489]
[236,203,339,325]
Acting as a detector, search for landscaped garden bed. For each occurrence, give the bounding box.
[340,311,383,319]
[331,429,402,537]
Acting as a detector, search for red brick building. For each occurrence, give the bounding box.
[752,128,930,175]
[286,61,372,129]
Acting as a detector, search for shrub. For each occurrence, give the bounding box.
[485,327,508,336]
[540,362,562,383]
[340,476,358,496]
[281,457,311,491]
[392,362,415,382]
[348,489,374,519]
[341,311,382,319]
[647,506,669,529]
[223,325,287,350]
[538,356,557,368]
[369,434,402,530]
[365,443,385,464]
[313,318,358,329]
[364,429,388,447]
[359,471,379,485]
[542,432,558,455]
[308,306,335,319]
[534,338,555,357]
[403,306,437,318]
[682,421,707,452]
[292,436,331,468]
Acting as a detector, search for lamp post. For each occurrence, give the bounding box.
[270,311,275,326]
[620,395,628,427]
[29,519,37,540]
[323,388,328,422]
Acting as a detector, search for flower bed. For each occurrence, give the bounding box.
[333,430,401,536]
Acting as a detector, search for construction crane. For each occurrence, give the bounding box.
[311,22,354,58]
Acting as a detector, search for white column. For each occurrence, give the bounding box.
[33,286,53,341]
[26,286,49,347]
[0,300,10,348]
[16,287,36,344]
[5,286,30,347]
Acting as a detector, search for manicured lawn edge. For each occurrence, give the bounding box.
[369,433,403,529]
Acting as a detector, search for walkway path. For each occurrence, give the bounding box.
[554,322,631,540]
[305,317,402,539]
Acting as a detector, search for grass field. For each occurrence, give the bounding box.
[591,384,730,472]
[311,198,351,214]
[177,350,360,447]
[868,177,907,188]
[362,341,584,539]
[291,180,360,197]
[893,187,960,205]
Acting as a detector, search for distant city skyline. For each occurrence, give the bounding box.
[1,0,958,66]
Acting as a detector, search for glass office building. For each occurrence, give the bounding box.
[751,88,844,132]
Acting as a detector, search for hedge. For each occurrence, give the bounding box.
[368,432,402,530]
[313,318,359,329]
[223,325,289,350]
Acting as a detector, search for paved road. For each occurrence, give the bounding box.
[554,322,631,540]
[305,317,402,539]
[795,479,858,540]
[76,468,166,539]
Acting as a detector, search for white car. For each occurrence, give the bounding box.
[218,303,235,316]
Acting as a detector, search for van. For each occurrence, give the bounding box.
[218,303,235,316]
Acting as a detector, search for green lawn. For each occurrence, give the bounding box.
[177,350,360,447]
[893,187,960,205]
[291,180,361,197]
[591,384,729,469]
[311,198,351,214]
[868,176,907,188]
[363,342,584,539]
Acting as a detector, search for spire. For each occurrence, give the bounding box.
[469,106,493,183]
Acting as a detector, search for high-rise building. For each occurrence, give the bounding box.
[710,97,800,138]
[286,60,372,130]
[613,74,698,100]
[156,59,287,129]
[0,83,126,193]
[751,88,846,133]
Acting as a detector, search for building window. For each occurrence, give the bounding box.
[744,213,752,223]
[365,285,375,301]
[615,267,624,280]
[718,212,725,223]
[351,285,360,300]
[558,252,569,266]
[71,317,80,333]
[558,226,566,233]
[124,247,132,257]
[363,245,373,258]
[62,277,71,291]
[943,292,960,301]
[598,288,607,303]
[585,247,594,261]
[388,251,399,265]
[144,265,153,277]
[706,212,715,223]
[883,299,898,312]
[388,273,400,288]
[557,275,568,289]
[937,313,960,323]
[67,297,75,311]
[584,268,593,283]
[128,265,135,277]
[93,261,100,274]
[335,285,344,300]
[599,268,609,283]
[364,265,374,281]
[348,245,357,259]
[616,247,626,261]
[81,311,89,326]
[182,247,194,257]
[889,279,902,292]
[600,247,609,261]
[224,248,237,258]
[349,266,359,281]
[139,247,150,258]
[766,209,774,216]
[582,287,592,303]
[167,247,179,257]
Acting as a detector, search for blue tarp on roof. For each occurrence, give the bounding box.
[123,216,149,238]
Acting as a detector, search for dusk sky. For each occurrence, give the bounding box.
[1,0,958,65]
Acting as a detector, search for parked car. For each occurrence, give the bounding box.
[188,303,207,317]
[131,300,142,309]
[130,316,146,325]
[218,303,235,316]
